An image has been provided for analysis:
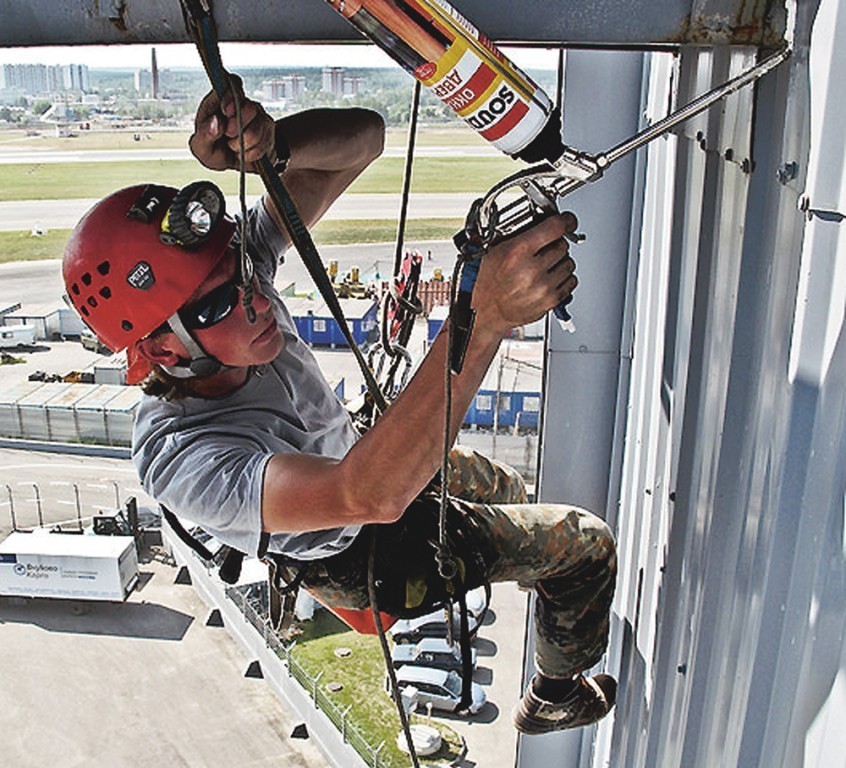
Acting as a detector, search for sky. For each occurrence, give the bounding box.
[0,41,557,72]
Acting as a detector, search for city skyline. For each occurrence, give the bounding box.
[0,41,557,71]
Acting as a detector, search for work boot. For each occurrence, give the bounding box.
[512,673,617,734]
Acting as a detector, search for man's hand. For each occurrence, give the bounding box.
[189,76,275,173]
[472,213,579,337]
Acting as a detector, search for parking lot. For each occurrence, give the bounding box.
[404,582,529,766]
[0,528,331,768]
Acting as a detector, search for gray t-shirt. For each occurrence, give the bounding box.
[132,201,361,559]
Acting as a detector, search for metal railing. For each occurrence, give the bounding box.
[225,585,389,768]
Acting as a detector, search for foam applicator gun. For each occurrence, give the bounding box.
[324,0,790,372]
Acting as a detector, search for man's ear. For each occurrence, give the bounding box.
[135,333,183,367]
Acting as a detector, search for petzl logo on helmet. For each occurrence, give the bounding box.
[127,261,155,290]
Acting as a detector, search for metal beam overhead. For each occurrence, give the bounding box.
[0,0,786,49]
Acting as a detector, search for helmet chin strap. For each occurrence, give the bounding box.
[162,311,228,379]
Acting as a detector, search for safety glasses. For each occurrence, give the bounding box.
[178,276,242,331]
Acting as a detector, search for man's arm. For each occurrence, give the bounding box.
[266,107,385,234]
[189,82,384,237]
[188,86,577,535]
[262,214,578,533]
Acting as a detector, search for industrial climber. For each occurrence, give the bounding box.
[62,83,618,734]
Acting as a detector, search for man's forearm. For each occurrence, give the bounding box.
[262,108,384,237]
[278,108,385,173]
[341,322,502,522]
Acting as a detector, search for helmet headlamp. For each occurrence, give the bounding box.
[63,182,237,355]
[159,181,226,248]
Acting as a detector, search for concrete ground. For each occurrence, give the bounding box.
[0,546,330,768]
[0,446,533,768]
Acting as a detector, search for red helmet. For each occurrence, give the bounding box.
[63,183,236,352]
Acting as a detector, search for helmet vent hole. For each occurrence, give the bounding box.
[99,287,112,300]
[97,261,110,276]
[71,283,80,295]
[80,306,89,317]
[81,273,92,286]
[87,297,98,308]
[121,320,133,332]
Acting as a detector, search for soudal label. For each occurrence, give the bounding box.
[420,41,551,156]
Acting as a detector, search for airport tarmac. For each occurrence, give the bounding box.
[0,543,331,768]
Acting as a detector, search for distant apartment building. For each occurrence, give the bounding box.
[342,75,366,97]
[0,63,89,95]
[262,75,306,103]
[62,64,89,92]
[134,69,152,94]
[321,67,364,98]
[1,63,48,94]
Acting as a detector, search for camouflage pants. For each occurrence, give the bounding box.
[296,446,617,680]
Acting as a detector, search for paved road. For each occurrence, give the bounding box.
[0,144,499,165]
[0,240,460,308]
[0,447,154,539]
[0,192,480,231]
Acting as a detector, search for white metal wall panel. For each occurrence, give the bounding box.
[601,52,679,768]
[789,0,846,386]
[523,48,649,768]
[557,4,846,767]
[600,43,804,767]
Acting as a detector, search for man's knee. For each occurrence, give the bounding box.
[542,508,617,583]
[581,515,616,570]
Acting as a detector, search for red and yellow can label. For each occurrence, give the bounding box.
[416,35,550,155]
[326,0,553,157]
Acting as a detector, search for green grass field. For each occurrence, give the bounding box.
[0,124,489,151]
[0,230,74,263]
[0,155,515,201]
[0,125,511,263]
[0,219,464,265]
[290,611,464,767]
